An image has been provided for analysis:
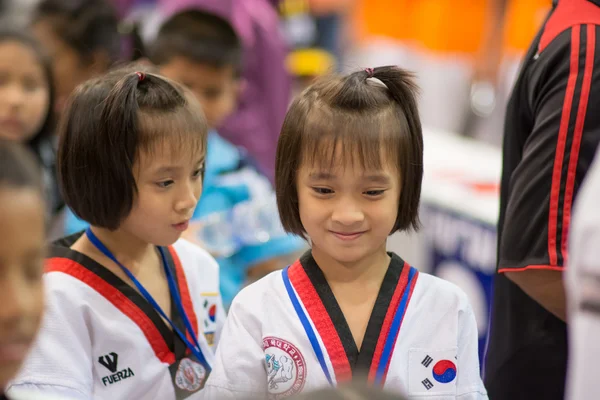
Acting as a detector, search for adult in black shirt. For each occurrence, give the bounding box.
[485,0,600,399]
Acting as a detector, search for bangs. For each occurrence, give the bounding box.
[136,96,207,162]
[300,104,404,172]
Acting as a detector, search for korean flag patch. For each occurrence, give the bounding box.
[201,293,219,347]
[408,348,458,396]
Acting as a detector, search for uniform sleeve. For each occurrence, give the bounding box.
[565,147,600,400]
[456,301,488,399]
[499,24,600,272]
[203,293,268,399]
[7,277,93,398]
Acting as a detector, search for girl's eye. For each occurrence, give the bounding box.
[365,190,385,196]
[24,262,43,283]
[156,180,174,188]
[312,187,333,195]
[22,78,42,92]
[192,167,204,178]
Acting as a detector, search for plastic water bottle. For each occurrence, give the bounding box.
[195,211,239,258]
[195,194,288,256]
[231,194,287,246]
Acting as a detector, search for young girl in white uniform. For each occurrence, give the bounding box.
[202,67,487,399]
[8,66,225,400]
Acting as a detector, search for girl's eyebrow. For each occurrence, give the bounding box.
[308,171,335,181]
[308,172,391,184]
[362,174,391,184]
[151,158,205,175]
[152,165,181,175]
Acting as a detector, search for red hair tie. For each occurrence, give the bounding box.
[365,67,374,78]
[135,71,145,81]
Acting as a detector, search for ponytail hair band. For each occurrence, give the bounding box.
[136,71,145,81]
[364,67,374,78]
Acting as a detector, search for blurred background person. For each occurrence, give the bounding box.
[30,0,124,117]
[565,146,600,400]
[484,1,600,399]
[131,0,292,182]
[0,141,49,400]
[0,29,59,222]
[28,0,128,237]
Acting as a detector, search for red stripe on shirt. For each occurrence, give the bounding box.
[168,247,199,348]
[380,269,419,386]
[548,24,580,266]
[288,260,353,383]
[46,257,176,364]
[367,263,410,383]
[561,24,596,263]
[498,264,566,274]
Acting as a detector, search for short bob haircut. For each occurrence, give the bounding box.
[58,64,207,230]
[275,66,423,237]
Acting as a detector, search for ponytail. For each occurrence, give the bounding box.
[369,66,423,231]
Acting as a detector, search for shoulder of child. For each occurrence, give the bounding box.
[171,238,219,271]
[43,264,92,305]
[413,271,472,311]
[228,269,285,313]
[171,238,221,288]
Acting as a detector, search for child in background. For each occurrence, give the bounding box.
[0,140,61,400]
[150,9,305,307]
[31,0,123,116]
[149,0,292,181]
[0,30,52,145]
[8,66,224,400]
[0,29,62,220]
[203,67,487,399]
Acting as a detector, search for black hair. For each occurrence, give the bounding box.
[0,139,43,193]
[58,64,208,230]
[34,0,122,65]
[149,9,242,75]
[0,28,55,152]
[276,66,423,236]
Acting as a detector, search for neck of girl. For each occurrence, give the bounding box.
[86,226,157,275]
[311,243,391,288]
